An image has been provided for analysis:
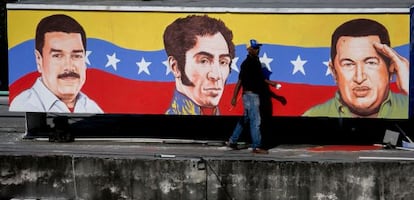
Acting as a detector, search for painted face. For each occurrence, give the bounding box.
[36,32,86,102]
[177,32,231,107]
[331,35,390,116]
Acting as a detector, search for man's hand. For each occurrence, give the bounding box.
[275,83,282,90]
[374,42,409,95]
[231,97,237,107]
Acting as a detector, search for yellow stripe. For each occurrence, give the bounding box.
[8,10,409,49]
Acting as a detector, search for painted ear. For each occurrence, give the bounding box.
[34,50,43,73]
[328,61,337,83]
[168,56,180,78]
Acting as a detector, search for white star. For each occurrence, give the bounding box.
[105,53,120,71]
[85,51,92,66]
[230,57,239,73]
[323,59,332,76]
[291,55,307,75]
[136,57,151,75]
[260,52,273,72]
[162,59,172,75]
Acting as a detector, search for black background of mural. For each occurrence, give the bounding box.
[0,1,17,91]
[1,1,413,145]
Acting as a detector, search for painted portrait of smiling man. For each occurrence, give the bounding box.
[9,14,103,113]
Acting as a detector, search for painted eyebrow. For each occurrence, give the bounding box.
[50,48,84,54]
[193,51,214,59]
[49,48,63,53]
[363,56,380,62]
[339,58,354,63]
[219,53,232,59]
[339,56,379,63]
[193,51,231,59]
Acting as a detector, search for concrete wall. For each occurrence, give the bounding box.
[1,155,414,199]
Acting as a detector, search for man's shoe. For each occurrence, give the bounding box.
[252,148,269,154]
[227,141,239,150]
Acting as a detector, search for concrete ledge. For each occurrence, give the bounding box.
[2,153,414,199]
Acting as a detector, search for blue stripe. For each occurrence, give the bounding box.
[9,38,409,86]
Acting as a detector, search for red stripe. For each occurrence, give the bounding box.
[10,69,402,116]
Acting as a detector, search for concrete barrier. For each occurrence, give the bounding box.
[2,154,414,199]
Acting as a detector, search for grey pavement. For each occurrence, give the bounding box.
[1,94,414,163]
[2,126,414,163]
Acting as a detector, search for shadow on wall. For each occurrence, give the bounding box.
[25,112,414,147]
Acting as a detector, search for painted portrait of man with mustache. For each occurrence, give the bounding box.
[9,14,103,113]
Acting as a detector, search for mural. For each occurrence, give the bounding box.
[7,10,410,118]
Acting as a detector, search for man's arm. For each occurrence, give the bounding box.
[264,79,276,87]
[264,79,282,89]
[374,42,409,95]
[231,80,242,106]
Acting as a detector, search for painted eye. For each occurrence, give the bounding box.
[341,61,355,68]
[51,53,63,58]
[219,59,230,66]
[366,59,379,66]
[200,57,210,65]
[72,53,84,60]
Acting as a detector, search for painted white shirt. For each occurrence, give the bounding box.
[10,78,103,113]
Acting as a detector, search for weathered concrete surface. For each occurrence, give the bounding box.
[1,135,414,200]
[209,161,414,200]
[1,155,75,199]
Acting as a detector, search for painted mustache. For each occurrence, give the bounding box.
[57,72,80,79]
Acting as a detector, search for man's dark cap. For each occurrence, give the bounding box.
[250,39,262,49]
